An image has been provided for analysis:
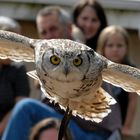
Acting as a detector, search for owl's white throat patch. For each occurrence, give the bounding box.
[45,71,83,83]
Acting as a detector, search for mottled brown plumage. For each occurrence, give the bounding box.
[0,30,140,123]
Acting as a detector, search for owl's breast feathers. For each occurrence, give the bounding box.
[42,73,102,100]
[39,73,115,123]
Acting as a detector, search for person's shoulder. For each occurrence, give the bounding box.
[10,61,25,68]
[127,63,136,68]
[10,61,24,67]
[124,60,136,67]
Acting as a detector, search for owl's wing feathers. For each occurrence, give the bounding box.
[0,30,35,62]
[70,88,116,123]
[102,61,140,95]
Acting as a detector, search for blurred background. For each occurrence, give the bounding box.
[0,0,140,139]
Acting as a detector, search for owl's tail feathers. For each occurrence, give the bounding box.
[0,30,35,62]
[72,88,116,123]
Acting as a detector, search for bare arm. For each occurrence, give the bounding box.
[122,93,137,136]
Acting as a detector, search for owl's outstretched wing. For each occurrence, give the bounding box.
[102,60,140,95]
[0,30,35,62]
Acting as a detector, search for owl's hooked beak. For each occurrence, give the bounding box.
[63,63,70,76]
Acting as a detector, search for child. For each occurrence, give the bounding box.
[97,25,137,138]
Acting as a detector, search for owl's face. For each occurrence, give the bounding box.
[40,47,90,82]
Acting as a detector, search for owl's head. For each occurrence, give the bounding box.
[36,39,95,82]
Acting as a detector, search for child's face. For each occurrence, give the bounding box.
[104,32,128,63]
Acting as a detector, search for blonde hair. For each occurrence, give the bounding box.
[97,25,129,56]
[29,118,73,140]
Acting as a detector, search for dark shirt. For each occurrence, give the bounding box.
[115,87,129,125]
[118,61,135,124]
[85,33,99,51]
[86,37,97,51]
[0,62,30,121]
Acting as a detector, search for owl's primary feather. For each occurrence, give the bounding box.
[103,60,140,95]
[0,30,140,123]
[0,30,34,62]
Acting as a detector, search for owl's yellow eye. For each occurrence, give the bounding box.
[73,58,82,66]
[50,55,61,65]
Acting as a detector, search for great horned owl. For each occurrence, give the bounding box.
[0,30,140,123]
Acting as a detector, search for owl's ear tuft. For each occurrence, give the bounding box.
[86,49,95,56]
[0,30,35,62]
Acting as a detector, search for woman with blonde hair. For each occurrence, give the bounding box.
[97,25,137,138]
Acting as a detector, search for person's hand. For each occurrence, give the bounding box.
[121,126,133,136]
[0,122,4,135]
